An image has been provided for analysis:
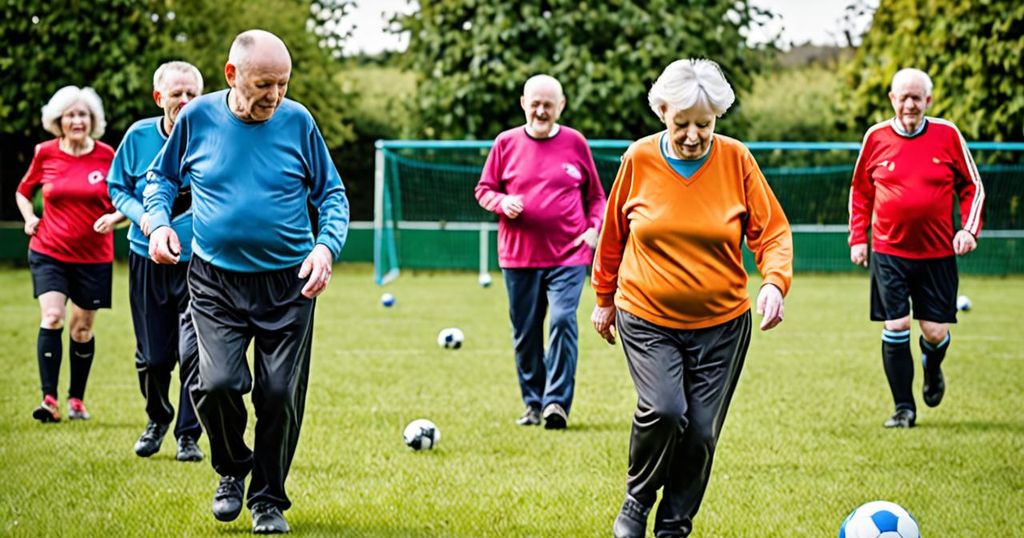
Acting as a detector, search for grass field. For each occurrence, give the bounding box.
[0,263,1022,537]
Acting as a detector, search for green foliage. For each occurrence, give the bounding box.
[0,0,356,146]
[840,0,1024,141]
[396,1,777,140]
[0,266,1022,535]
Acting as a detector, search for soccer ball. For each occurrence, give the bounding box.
[839,500,920,538]
[956,295,971,311]
[437,327,464,349]
[478,272,492,288]
[381,292,396,307]
[403,419,440,450]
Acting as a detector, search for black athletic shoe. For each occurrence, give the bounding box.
[134,421,169,457]
[613,495,650,538]
[542,403,567,430]
[176,435,204,462]
[922,357,946,408]
[212,475,245,522]
[883,408,916,428]
[515,406,541,426]
[252,502,290,534]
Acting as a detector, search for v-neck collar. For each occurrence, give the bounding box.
[657,132,716,185]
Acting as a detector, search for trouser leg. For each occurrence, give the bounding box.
[541,265,586,414]
[129,252,178,426]
[175,302,202,440]
[653,312,751,537]
[504,268,547,410]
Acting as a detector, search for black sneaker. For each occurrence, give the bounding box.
[922,357,946,408]
[542,403,567,430]
[252,502,290,534]
[883,408,916,428]
[134,421,169,457]
[212,475,245,522]
[613,495,650,538]
[515,406,541,426]
[176,435,204,462]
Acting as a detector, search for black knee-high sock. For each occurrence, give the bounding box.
[881,329,915,412]
[920,332,951,373]
[68,337,95,400]
[37,327,63,398]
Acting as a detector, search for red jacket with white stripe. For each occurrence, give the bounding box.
[848,117,984,259]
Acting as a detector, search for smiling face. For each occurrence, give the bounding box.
[889,76,932,134]
[60,101,93,143]
[663,103,716,159]
[225,44,291,122]
[155,70,202,131]
[520,79,565,138]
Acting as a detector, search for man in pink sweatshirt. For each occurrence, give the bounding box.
[475,74,606,429]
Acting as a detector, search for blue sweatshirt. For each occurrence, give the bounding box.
[108,116,193,260]
[144,90,349,272]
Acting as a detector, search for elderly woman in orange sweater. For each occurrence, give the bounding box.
[591,59,793,538]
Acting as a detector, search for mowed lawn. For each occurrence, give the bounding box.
[0,263,1021,537]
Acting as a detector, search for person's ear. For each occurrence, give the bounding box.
[152,90,163,107]
[225,62,237,86]
[520,95,527,113]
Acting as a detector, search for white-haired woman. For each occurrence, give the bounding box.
[16,85,122,423]
[590,59,793,537]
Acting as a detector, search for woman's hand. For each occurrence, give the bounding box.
[756,283,784,331]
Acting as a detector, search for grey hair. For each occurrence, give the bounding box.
[523,74,563,98]
[153,61,204,94]
[891,68,933,97]
[40,85,106,139]
[228,29,289,70]
[648,59,735,120]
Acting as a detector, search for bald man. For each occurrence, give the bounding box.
[849,67,984,429]
[145,30,349,534]
[474,74,606,430]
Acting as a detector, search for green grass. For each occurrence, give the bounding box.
[1,264,1022,537]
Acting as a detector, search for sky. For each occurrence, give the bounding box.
[339,0,877,56]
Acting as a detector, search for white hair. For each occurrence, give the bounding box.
[648,59,735,120]
[40,85,106,139]
[523,74,563,98]
[891,68,933,97]
[153,61,204,94]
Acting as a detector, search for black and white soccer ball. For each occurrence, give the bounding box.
[403,419,440,451]
[956,294,972,312]
[437,327,464,349]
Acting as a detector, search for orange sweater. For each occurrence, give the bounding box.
[592,133,793,329]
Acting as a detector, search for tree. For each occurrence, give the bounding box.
[840,0,1024,141]
[394,1,777,140]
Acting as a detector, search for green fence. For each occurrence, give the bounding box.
[374,140,1024,284]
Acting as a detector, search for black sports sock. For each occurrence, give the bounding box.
[68,337,95,400]
[881,330,915,412]
[920,333,951,373]
[37,327,63,398]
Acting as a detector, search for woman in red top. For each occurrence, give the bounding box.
[15,85,121,423]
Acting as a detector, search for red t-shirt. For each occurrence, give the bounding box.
[17,139,116,263]
[849,118,984,259]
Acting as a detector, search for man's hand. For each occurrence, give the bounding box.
[591,304,617,345]
[500,195,524,219]
[140,212,152,236]
[93,213,121,234]
[756,283,784,331]
[573,227,599,249]
[23,216,40,236]
[952,230,977,255]
[299,244,334,299]
[149,226,181,265]
[850,243,869,268]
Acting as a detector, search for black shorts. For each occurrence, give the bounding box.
[28,249,112,309]
[870,252,957,323]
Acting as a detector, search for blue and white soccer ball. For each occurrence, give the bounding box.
[437,327,464,349]
[381,292,396,307]
[403,418,440,450]
[956,294,971,312]
[840,500,920,538]
[478,272,493,288]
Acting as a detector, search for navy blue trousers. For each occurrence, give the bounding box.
[502,265,586,415]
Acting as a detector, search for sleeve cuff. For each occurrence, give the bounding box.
[595,293,615,307]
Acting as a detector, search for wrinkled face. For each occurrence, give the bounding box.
[226,58,290,122]
[663,104,716,160]
[155,71,202,130]
[520,83,565,138]
[60,101,92,143]
[889,78,931,133]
